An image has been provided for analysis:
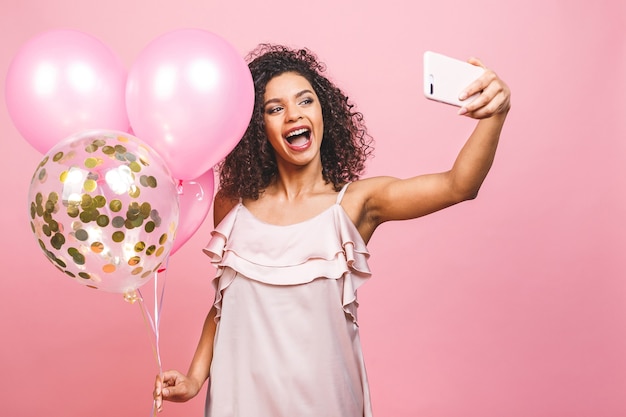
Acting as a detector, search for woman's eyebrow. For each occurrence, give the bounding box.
[295,89,314,98]
[264,89,314,107]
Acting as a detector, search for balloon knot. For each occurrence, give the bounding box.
[123,290,141,304]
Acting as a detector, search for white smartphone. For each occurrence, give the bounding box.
[423,51,485,107]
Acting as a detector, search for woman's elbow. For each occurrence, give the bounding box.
[454,185,481,203]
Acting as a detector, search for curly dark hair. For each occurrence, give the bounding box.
[216,44,374,200]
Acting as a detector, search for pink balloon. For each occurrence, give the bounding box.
[170,169,215,255]
[5,30,130,154]
[28,129,179,294]
[126,29,254,180]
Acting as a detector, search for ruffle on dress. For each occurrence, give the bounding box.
[203,203,371,324]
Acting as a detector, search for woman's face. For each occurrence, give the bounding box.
[262,72,324,167]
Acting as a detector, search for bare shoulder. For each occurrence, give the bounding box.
[345,176,399,205]
[213,189,239,226]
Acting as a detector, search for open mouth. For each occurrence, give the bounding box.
[285,128,311,147]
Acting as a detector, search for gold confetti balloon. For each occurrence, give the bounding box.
[28,129,179,293]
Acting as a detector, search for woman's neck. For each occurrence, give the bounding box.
[269,160,328,200]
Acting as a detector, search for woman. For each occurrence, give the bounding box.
[154,44,510,416]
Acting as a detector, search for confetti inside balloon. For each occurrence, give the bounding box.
[28,129,179,294]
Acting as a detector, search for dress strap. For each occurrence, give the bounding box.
[335,182,351,204]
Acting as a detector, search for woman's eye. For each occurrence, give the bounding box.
[300,98,313,105]
[267,106,283,114]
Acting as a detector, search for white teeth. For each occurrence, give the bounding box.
[286,128,309,138]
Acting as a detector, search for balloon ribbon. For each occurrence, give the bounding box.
[124,256,169,416]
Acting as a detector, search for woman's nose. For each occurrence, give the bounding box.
[285,104,302,122]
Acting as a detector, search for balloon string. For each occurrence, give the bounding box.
[154,257,169,371]
[137,293,162,374]
[129,257,170,417]
[136,294,162,417]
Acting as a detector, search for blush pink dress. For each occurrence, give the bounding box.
[202,183,373,417]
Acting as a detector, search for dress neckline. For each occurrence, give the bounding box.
[239,201,338,228]
[237,183,351,228]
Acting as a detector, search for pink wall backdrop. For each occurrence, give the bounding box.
[1,1,624,416]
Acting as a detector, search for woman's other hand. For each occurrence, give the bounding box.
[154,369,202,412]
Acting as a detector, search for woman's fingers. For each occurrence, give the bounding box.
[154,370,182,411]
[459,64,510,119]
[458,57,488,100]
[154,374,164,411]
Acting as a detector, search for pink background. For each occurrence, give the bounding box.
[1,1,625,416]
